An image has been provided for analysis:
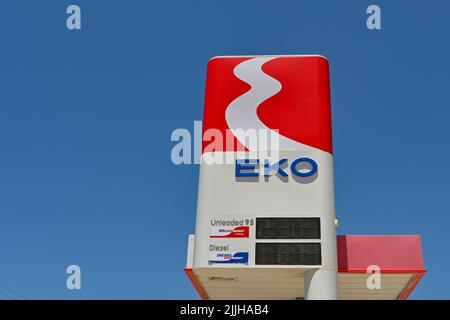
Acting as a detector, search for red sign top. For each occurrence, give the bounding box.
[202,55,333,154]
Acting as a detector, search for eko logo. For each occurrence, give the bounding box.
[235,157,318,182]
[171,56,334,165]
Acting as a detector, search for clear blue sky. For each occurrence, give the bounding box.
[0,1,448,299]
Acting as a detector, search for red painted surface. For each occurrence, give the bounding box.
[202,56,333,154]
[184,268,208,300]
[337,235,425,273]
[259,56,332,154]
[398,272,426,300]
[202,57,250,154]
[336,235,426,300]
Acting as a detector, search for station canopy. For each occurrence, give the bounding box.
[185,235,425,300]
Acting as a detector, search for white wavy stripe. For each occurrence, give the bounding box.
[225,57,313,152]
